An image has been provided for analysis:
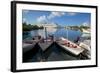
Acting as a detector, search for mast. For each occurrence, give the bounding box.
[44,27,48,43]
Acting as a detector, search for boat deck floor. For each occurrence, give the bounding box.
[56,40,84,56]
[23,42,36,53]
[38,41,53,51]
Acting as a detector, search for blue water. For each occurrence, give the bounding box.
[23,28,82,42]
[54,29,82,41]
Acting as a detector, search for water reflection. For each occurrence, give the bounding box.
[30,28,57,38]
[23,28,82,42]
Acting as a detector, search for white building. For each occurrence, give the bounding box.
[37,23,58,28]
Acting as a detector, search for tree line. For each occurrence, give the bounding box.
[23,22,44,31]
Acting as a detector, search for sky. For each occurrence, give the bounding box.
[22,10,91,26]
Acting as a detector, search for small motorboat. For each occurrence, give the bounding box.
[57,37,84,56]
[79,42,91,58]
[82,28,91,34]
[22,43,35,53]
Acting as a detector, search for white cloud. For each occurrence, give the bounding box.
[36,11,76,24]
[37,15,47,23]
[23,10,29,14]
[82,22,90,26]
[67,12,77,16]
[37,12,65,23]
[48,12,65,19]
[23,18,26,22]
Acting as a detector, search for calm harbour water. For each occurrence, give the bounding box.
[23,28,82,42]
[23,28,86,62]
